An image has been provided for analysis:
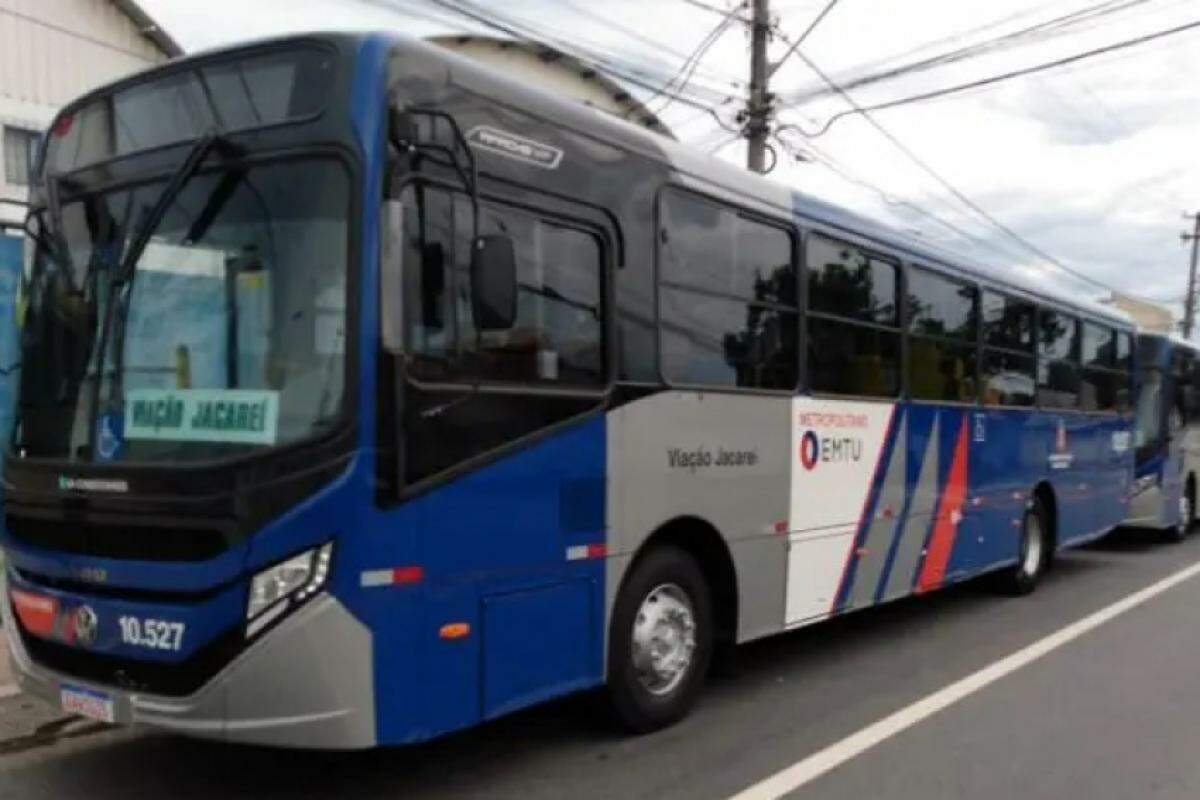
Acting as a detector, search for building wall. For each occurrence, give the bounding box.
[0,0,172,224]
[1109,293,1174,335]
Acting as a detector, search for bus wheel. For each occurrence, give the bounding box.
[607,546,713,733]
[994,500,1049,596]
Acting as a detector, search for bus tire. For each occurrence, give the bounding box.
[607,545,713,733]
[1167,485,1194,542]
[994,499,1049,596]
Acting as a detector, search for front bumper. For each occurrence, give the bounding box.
[2,572,377,749]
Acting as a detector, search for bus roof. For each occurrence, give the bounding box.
[641,108,1132,328]
[425,29,1132,329]
[53,30,1132,329]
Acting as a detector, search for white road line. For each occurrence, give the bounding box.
[0,683,21,700]
[729,558,1200,800]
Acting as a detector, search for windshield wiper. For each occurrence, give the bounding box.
[86,130,238,456]
[518,281,600,320]
[116,130,232,282]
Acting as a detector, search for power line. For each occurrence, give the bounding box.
[401,0,1170,304]
[806,0,1089,81]
[709,132,744,154]
[780,0,1157,106]
[783,16,1200,137]
[438,0,742,105]
[557,0,748,90]
[644,4,745,116]
[679,0,751,20]
[774,131,1023,256]
[768,0,842,77]
[415,0,742,129]
[405,0,743,105]
[781,48,1144,297]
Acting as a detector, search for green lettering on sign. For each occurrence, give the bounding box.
[125,389,279,445]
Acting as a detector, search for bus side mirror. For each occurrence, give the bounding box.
[470,235,516,331]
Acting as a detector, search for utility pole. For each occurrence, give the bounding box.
[1183,212,1200,338]
[745,0,772,173]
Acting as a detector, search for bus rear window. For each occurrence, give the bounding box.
[48,47,335,173]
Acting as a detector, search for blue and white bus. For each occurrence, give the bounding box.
[1126,332,1200,539]
[2,33,1136,748]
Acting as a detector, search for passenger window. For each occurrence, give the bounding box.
[1037,310,1080,409]
[1080,370,1117,412]
[1115,332,1132,371]
[1081,323,1114,368]
[907,267,977,339]
[807,317,900,397]
[1038,311,1077,361]
[1080,323,1125,412]
[982,350,1035,407]
[403,185,605,386]
[658,189,797,389]
[805,233,901,397]
[807,234,897,325]
[906,267,978,402]
[981,291,1035,408]
[981,291,1033,351]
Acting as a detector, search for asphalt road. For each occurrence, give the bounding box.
[3,528,1200,800]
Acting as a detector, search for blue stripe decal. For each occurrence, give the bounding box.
[873,406,936,603]
[833,405,903,612]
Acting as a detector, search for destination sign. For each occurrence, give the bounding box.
[124,388,280,445]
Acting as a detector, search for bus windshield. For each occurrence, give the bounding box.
[13,158,350,464]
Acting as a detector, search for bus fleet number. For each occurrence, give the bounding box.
[118,616,185,652]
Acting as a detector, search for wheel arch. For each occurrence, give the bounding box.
[621,516,740,649]
[1032,481,1059,554]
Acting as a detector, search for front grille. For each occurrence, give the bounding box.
[5,515,230,562]
[18,624,244,697]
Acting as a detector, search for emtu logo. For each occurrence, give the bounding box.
[799,430,820,470]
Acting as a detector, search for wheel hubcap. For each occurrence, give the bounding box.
[1022,514,1043,577]
[631,583,696,696]
[1179,495,1192,536]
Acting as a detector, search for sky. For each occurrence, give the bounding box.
[139,0,1200,328]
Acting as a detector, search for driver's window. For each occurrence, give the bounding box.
[402,184,604,386]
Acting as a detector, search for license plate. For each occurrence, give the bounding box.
[60,684,115,723]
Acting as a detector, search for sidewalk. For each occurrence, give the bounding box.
[0,625,12,687]
[0,626,82,748]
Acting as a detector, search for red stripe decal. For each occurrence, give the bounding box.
[392,566,425,585]
[916,416,970,593]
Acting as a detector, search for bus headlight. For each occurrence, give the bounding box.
[246,543,334,636]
